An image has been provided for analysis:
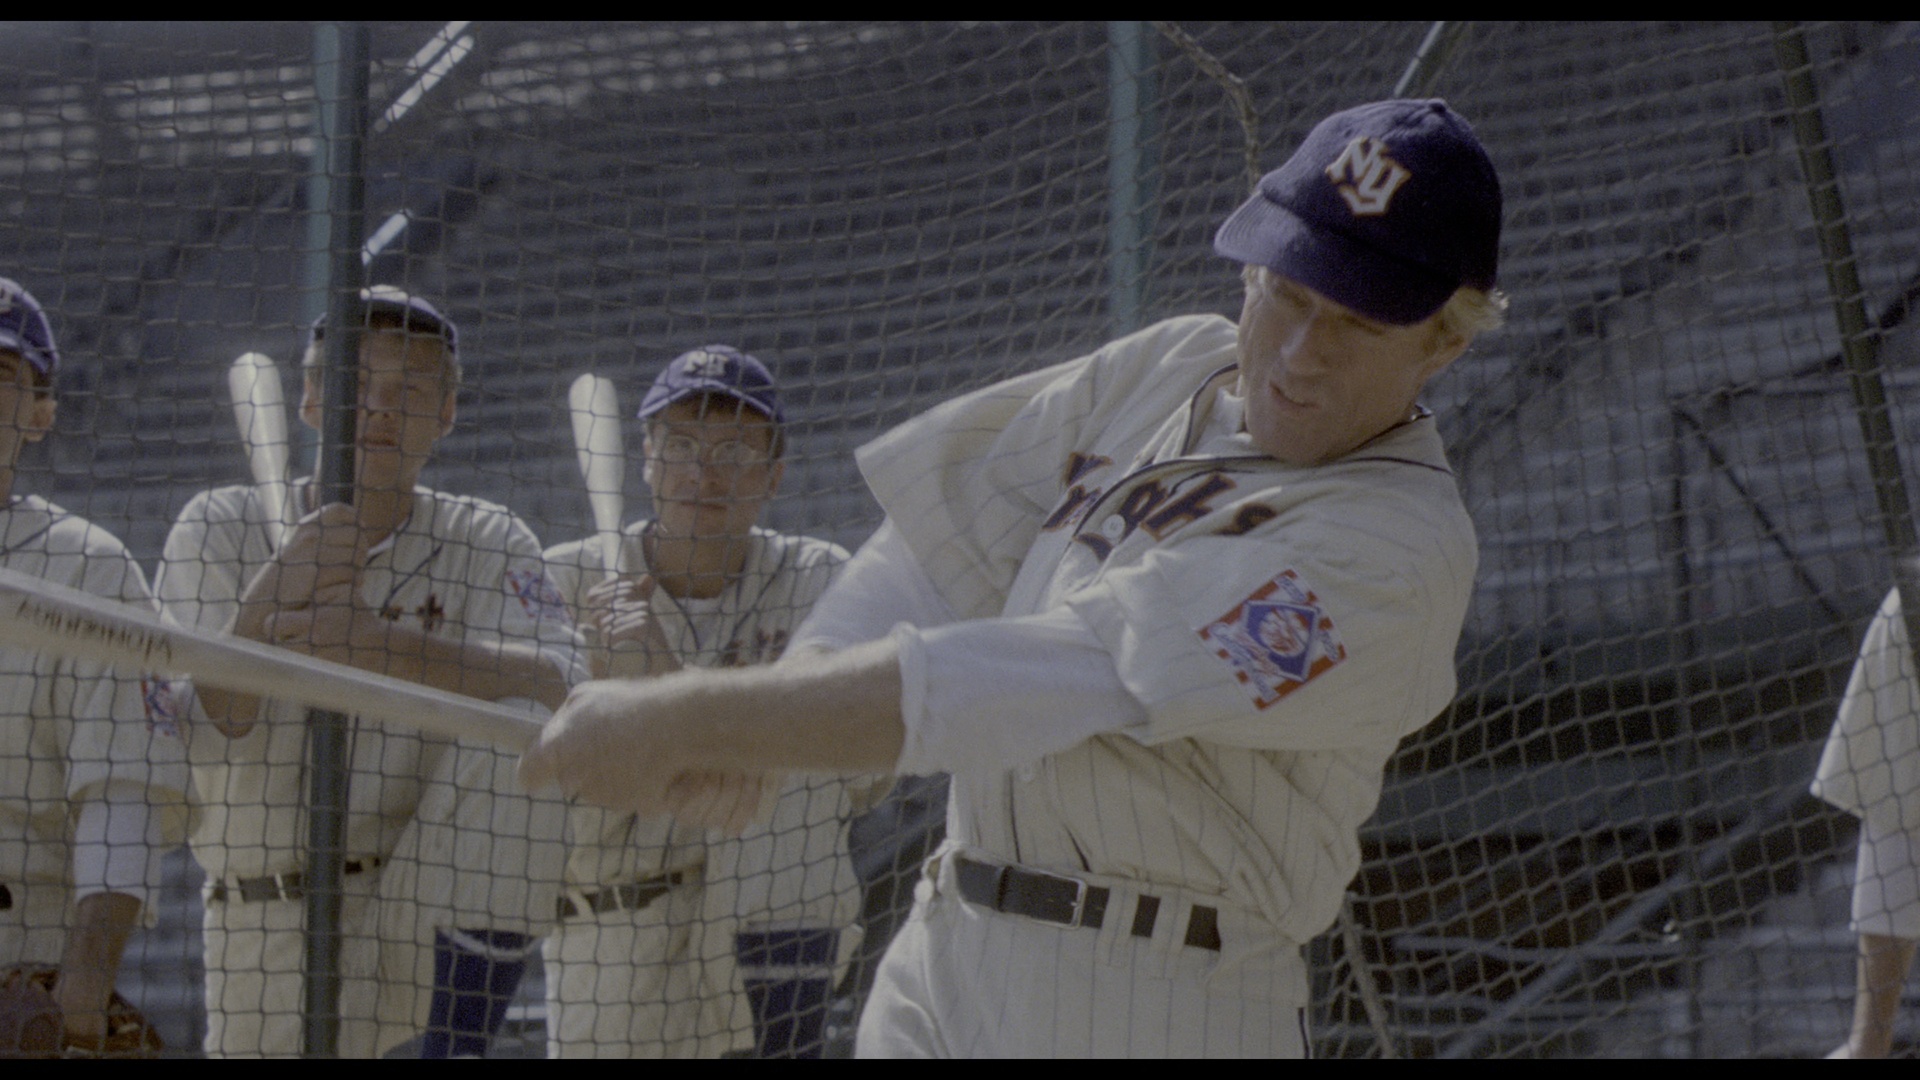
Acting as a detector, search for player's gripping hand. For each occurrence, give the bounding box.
[253,503,404,669]
[519,677,769,834]
[207,503,372,735]
[581,573,679,678]
[234,503,366,637]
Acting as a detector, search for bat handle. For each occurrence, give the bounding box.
[262,483,294,556]
[601,528,626,583]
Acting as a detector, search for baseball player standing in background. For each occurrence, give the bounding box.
[0,278,185,1056]
[542,346,861,1058]
[156,288,585,1057]
[1813,588,1920,1057]
[523,98,1507,1057]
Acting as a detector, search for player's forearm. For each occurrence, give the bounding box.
[198,594,277,734]
[54,891,141,1044]
[385,626,573,710]
[598,634,681,680]
[670,637,905,774]
[1848,932,1918,1057]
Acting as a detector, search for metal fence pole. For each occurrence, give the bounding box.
[302,19,369,1059]
[1107,21,1156,338]
[1393,22,1470,99]
[1772,23,1920,673]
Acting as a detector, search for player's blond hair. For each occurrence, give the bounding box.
[1434,283,1508,339]
[1240,264,1508,342]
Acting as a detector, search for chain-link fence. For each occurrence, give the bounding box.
[0,20,1918,1057]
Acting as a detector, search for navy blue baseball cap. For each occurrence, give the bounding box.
[309,285,459,355]
[0,278,58,378]
[1214,98,1502,326]
[639,345,785,425]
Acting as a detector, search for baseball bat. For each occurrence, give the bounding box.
[568,373,626,580]
[228,352,297,553]
[0,564,543,752]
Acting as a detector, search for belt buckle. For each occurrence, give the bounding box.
[1028,867,1091,928]
[1064,876,1091,928]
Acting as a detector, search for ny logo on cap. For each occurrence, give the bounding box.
[1325,136,1411,217]
[682,350,732,378]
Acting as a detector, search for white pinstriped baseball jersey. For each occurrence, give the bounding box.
[1814,587,1920,938]
[857,313,1477,947]
[542,523,862,1058]
[154,483,586,886]
[0,495,187,910]
[543,523,849,892]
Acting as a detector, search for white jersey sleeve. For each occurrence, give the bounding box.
[1814,587,1920,832]
[152,483,257,734]
[854,320,1237,621]
[894,607,1144,776]
[0,500,188,912]
[1061,497,1473,751]
[790,518,956,653]
[59,537,188,805]
[438,498,589,695]
[153,484,267,635]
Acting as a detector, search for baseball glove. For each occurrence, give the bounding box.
[0,964,163,1059]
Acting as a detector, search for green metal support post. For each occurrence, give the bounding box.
[1108,22,1157,339]
[302,19,369,1059]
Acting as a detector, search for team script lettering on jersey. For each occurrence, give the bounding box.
[1073,469,1237,561]
[1198,568,1347,709]
[1042,453,1113,532]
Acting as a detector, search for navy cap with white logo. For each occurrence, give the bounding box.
[0,278,59,378]
[639,345,785,426]
[309,285,459,355]
[1214,98,1502,326]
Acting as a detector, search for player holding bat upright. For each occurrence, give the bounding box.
[524,99,1508,1057]
[156,287,585,1058]
[541,347,861,1058]
[0,278,183,1057]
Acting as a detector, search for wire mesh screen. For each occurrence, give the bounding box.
[0,19,1918,1058]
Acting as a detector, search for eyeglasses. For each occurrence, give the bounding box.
[653,433,771,468]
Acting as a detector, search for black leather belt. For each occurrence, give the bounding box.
[954,857,1220,951]
[208,857,385,904]
[0,883,10,912]
[556,871,687,921]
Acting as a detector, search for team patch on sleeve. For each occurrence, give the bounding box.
[141,675,183,738]
[1197,569,1347,709]
[505,569,573,624]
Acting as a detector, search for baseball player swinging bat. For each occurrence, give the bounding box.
[227,352,297,553]
[0,563,542,751]
[568,372,626,581]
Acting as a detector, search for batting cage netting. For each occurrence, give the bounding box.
[0,19,1918,1058]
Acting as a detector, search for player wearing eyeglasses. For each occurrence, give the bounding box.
[539,346,862,1057]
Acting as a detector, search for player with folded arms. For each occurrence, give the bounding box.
[523,98,1509,1057]
[0,278,184,1057]
[156,288,586,1058]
